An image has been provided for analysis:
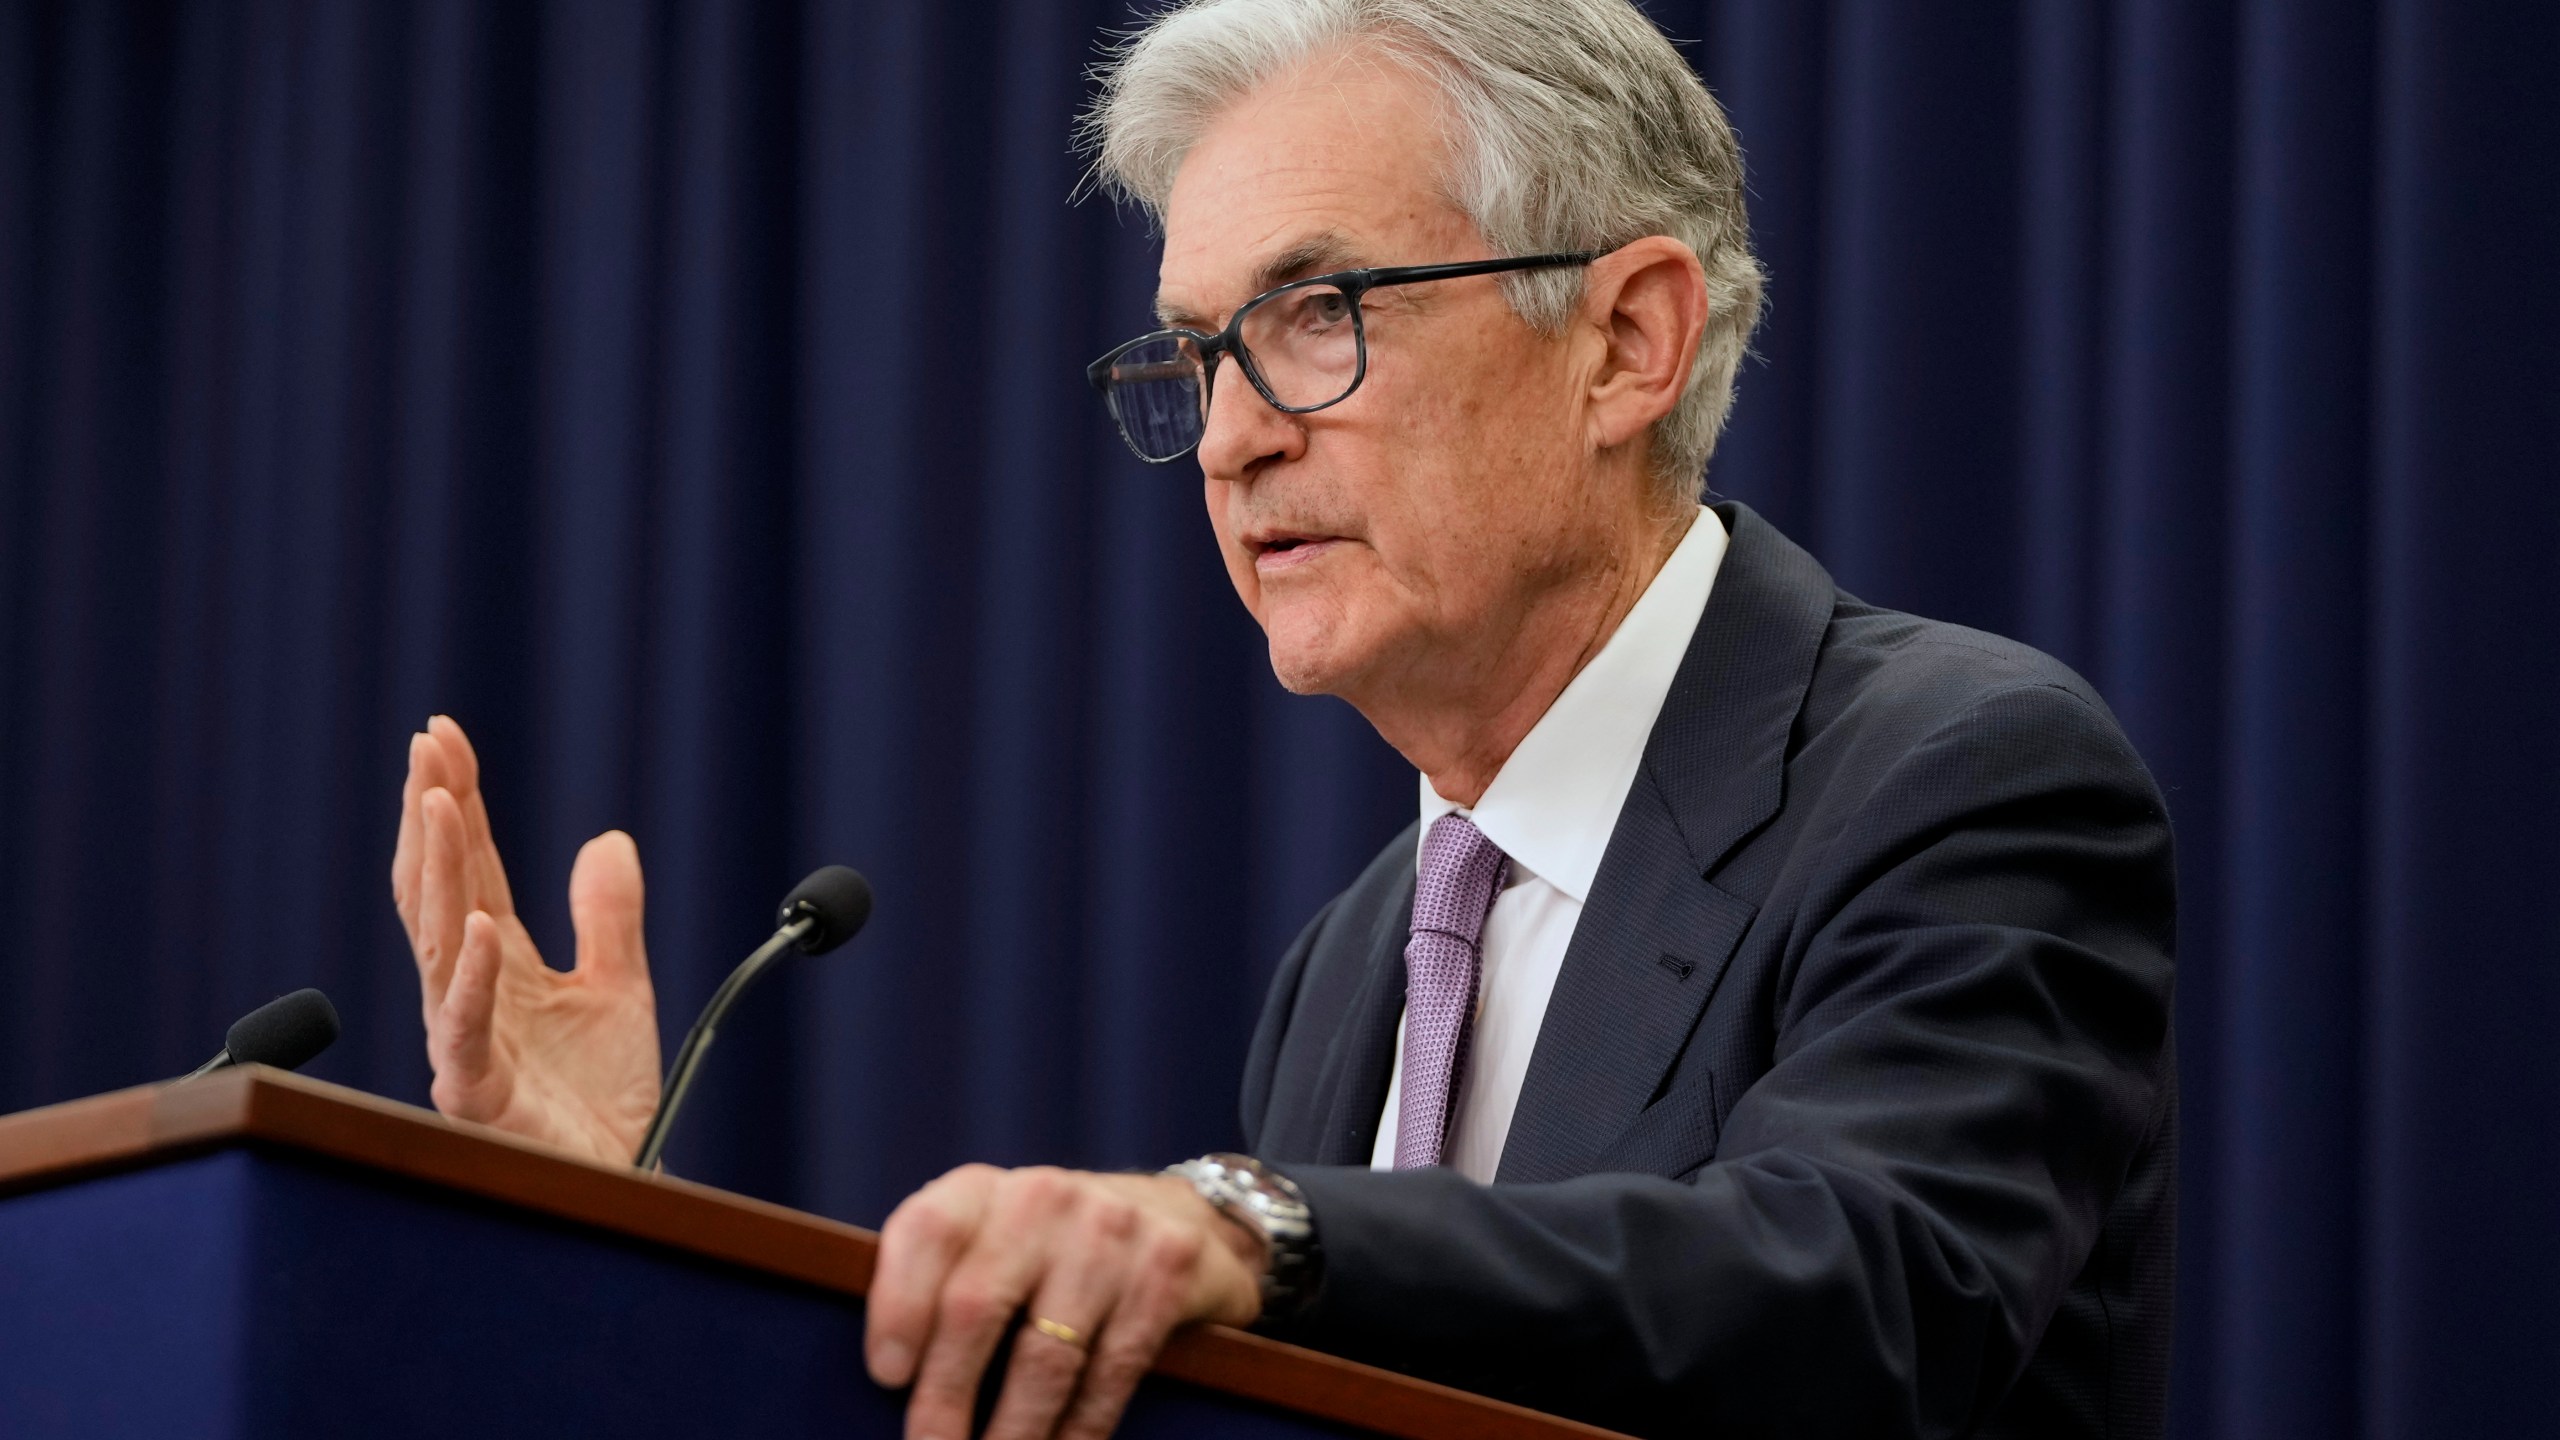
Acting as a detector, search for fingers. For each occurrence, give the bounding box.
[569,830,650,989]
[414,787,471,1016]
[391,730,440,937]
[427,910,505,1122]
[1052,1184,1216,1440]
[871,1169,1265,1440]
[443,911,504,1074]
[427,715,518,918]
[868,1166,1000,1390]
[872,1166,1035,1440]
[981,1191,1144,1440]
[904,1251,1045,1440]
[1053,1242,1190,1440]
[985,1306,1106,1440]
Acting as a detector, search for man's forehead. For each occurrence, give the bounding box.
[1149,50,1462,329]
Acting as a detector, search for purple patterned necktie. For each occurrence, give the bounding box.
[1393,814,1509,1170]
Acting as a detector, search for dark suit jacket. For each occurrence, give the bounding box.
[1241,503,2177,1440]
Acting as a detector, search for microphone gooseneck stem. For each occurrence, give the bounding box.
[183,1049,233,1080]
[633,912,817,1172]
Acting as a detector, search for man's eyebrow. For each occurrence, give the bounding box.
[1253,232,1362,291]
[1153,231,1366,329]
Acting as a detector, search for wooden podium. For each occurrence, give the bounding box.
[0,1068,1621,1438]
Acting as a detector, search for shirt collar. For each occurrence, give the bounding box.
[1419,505,1729,903]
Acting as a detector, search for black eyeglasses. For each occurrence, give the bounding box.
[1085,251,1598,464]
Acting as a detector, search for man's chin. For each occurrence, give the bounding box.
[1262,624,1371,698]
[1266,645,1346,697]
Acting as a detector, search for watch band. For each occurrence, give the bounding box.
[1164,1152,1324,1320]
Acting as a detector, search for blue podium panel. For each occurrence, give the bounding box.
[0,1148,1362,1440]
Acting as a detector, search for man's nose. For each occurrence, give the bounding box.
[1196,359,1306,481]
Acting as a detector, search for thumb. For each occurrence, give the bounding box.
[569,829,649,986]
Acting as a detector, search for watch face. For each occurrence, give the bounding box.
[1168,1156,1321,1318]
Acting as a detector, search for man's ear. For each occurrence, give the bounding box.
[1579,236,1711,457]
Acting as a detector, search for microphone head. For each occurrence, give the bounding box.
[224,988,342,1072]
[778,866,873,955]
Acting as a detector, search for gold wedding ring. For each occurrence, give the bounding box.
[1030,1315,1087,1349]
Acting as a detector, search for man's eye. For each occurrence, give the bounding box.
[1303,291,1351,327]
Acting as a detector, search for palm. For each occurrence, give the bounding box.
[431,912,661,1161]
[394,717,664,1165]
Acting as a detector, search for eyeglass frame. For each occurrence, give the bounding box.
[1084,250,1602,464]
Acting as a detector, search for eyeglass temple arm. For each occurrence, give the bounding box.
[1345,250,1601,292]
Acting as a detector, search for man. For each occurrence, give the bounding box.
[391,2,2176,1437]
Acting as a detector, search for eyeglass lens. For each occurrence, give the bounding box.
[1102,333,1207,461]
[1104,282,1364,460]
[1238,283,1361,409]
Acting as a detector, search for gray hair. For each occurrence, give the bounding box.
[1079,0,1766,499]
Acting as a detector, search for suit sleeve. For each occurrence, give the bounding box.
[1262,682,2177,1440]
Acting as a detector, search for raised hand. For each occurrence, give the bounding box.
[390,716,662,1164]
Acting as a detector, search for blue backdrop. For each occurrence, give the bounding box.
[2,2,2554,1435]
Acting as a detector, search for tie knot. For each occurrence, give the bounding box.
[1413,814,1507,945]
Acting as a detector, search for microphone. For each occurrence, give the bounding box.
[633,866,873,1171]
[184,988,342,1078]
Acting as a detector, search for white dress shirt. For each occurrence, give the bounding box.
[1370,506,1730,1182]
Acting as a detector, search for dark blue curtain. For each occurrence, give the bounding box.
[3,2,2554,1435]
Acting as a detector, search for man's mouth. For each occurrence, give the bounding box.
[1248,530,1347,569]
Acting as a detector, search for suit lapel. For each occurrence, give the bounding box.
[1646,503,1839,875]
[1308,866,1416,1166]
[1495,503,1836,1183]
[1496,768,1755,1181]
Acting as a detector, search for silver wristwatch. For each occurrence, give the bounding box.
[1164,1152,1324,1319]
